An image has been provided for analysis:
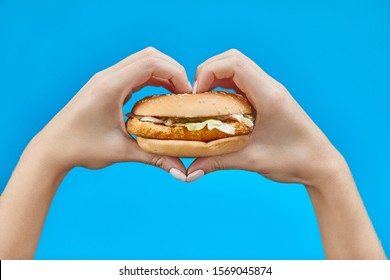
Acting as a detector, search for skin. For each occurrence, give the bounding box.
[188,49,387,259]
[0,47,386,259]
[0,47,191,259]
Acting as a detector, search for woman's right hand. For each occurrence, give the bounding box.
[188,49,347,188]
[27,47,191,178]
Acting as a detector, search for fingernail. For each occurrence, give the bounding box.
[187,81,192,93]
[187,170,204,182]
[192,81,198,94]
[169,168,187,182]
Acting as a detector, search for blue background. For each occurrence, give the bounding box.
[0,0,389,259]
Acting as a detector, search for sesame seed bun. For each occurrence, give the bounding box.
[127,91,253,157]
[133,91,252,117]
[136,135,250,157]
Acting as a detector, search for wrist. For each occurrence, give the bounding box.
[5,136,70,196]
[22,133,73,178]
[304,150,353,193]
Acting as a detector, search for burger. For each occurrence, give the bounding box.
[126,91,255,157]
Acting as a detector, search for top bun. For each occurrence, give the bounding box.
[132,91,252,117]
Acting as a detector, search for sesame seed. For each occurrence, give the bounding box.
[171,99,175,103]
[179,102,183,107]
[178,95,183,99]
[224,105,229,109]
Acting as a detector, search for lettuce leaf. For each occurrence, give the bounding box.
[140,116,164,124]
[185,120,235,135]
[137,114,253,135]
[185,121,208,131]
[231,114,254,127]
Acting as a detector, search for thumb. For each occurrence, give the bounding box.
[187,153,242,183]
[142,152,188,182]
[125,140,187,182]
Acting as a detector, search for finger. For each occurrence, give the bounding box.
[186,152,247,183]
[123,139,187,182]
[194,52,231,81]
[208,78,245,95]
[194,50,245,82]
[118,50,190,93]
[195,59,256,103]
[104,47,154,74]
[123,76,175,104]
[136,50,190,93]
[143,153,188,182]
[132,76,175,93]
[194,49,282,104]
[195,49,265,81]
[194,58,277,111]
[112,55,190,99]
[105,47,186,76]
[107,48,191,94]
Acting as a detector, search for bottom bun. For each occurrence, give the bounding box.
[136,135,250,157]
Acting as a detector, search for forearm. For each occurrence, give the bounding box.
[0,137,69,259]
[306,159,386,259]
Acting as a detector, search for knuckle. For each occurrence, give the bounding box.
[179,65,186,73]
[227,48,242,57]
[144,46,158,56]
[90,71,104,82]
[276,82,288,94]
[240,146,262,172]
[268,83,289,106]
[201,63,212,72]
[96,75,117,93]
[212,157,224,171]
[196,64,204,73]
[175,66,185,76]
[228,55,245,69]
[151,155,165,169]
[245,147,259,166]
[143,55,158,68]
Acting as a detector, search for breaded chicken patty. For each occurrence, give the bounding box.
[126,118,253,142]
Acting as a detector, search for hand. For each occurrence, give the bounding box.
[187,50,386,259]
[188,49,346,187]
[0,47,194,259]
[29,47,191,177]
